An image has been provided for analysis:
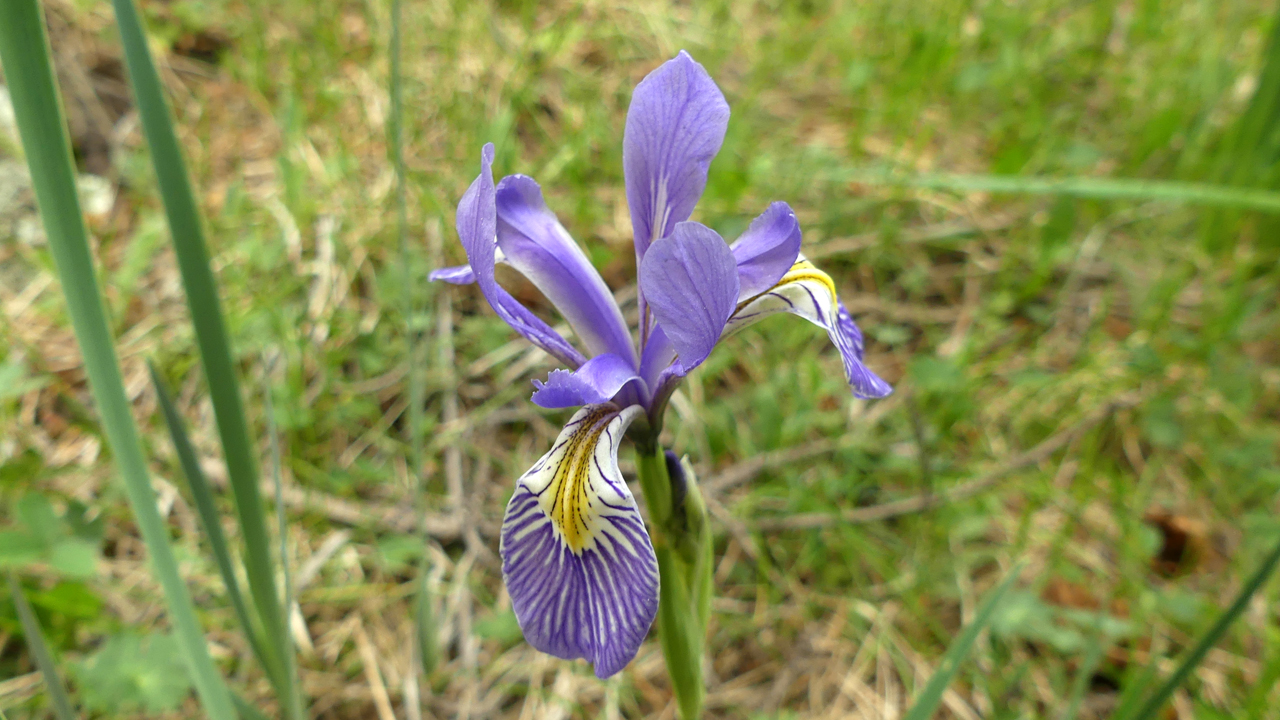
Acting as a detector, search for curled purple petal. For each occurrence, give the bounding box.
[638,221,739,372]
[834,302,893,398]
[530,353,644,409]
[496,175,636,364]
[730,202,802,299]
[428,264,477,284]
[624,51,730,260]
[723,256,892,399]
[501,405,658,679]
[454,144,585,369]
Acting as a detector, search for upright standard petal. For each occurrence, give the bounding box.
[623,51,730,260]
[730,202,802,299]
[723,255,893,398]
[530,353,645,409]
[501,404,659,678]
[638,221,740,372]
[455,144,586,369]
[496,176,637,364]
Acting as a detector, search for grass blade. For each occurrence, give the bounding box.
[390,0,421,479]
[901,561,1025,720]
[414,563,439,676]
[1120,534,1280,720]
[106,0,296,713]
[1220,12,1280,189]
[148,363,276,682]
[262,357,303,719]
[835,169,1280,213]
[0,4,235,718]
[232,692,274,720]
[1202,10,1280,249]
[1059,640,1107,720]
[7,574,77,720]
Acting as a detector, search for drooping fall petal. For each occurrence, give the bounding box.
[724,255,892,398]
[500,405,659,679]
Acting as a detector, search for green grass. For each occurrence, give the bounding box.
[3,0,1280,717]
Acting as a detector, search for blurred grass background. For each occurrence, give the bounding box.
[2,0,1279,718]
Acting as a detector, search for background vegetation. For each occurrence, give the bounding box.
[2,0,1279,717]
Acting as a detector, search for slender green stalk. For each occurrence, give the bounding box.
[106,0,296,714]
[1060,641,1106,720]
[390,0,420,478]
[391,0,438,688]
[1122,535,1280,720]
[901,562,1023,720]
[836,169,1280,213]
[262,359,303,720]
[635,446,711,720]
[0,4,235,718]
[7,574,77,720]
[1219,13,1280,190]
[149,363,276,681]
[1202,10,1280,249]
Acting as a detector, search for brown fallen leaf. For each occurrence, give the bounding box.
[1144,508,1211,577]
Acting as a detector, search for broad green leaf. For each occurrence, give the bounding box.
[0,360,47,401]
[16,493,59,545]
[0,531,43,568]
[29,581,102,620]
[47,539,98,578]
[473,609,522,645]
[72,633,194,714]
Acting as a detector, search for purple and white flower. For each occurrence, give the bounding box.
[431,51,891,678]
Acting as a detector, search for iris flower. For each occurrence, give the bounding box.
[431,51,891,678]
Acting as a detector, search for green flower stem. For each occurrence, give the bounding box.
[635,446,713,720]
[0,3,235,718]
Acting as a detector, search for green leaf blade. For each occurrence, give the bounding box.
[108,1,297,715]
[902,561,1025,720]
[7,574,78,720]
[0,3,236,718]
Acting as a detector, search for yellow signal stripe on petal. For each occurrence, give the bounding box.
[734,258,838,316]
[514,404,644,556]
[541,406,612,553]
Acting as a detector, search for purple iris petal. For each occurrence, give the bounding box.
[501,405,658,678]
[834,302,893,398]
[530,353,644,409]
[638,221,739,372]
[730,202,802,299]
[496,176,637,364]
[638,324,678,390]
[428,264,476,284]
[453,144,585,369]
[623,50,730,261]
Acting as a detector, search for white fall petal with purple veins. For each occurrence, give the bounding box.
[723,255,894,399]
[499,404,659,679]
